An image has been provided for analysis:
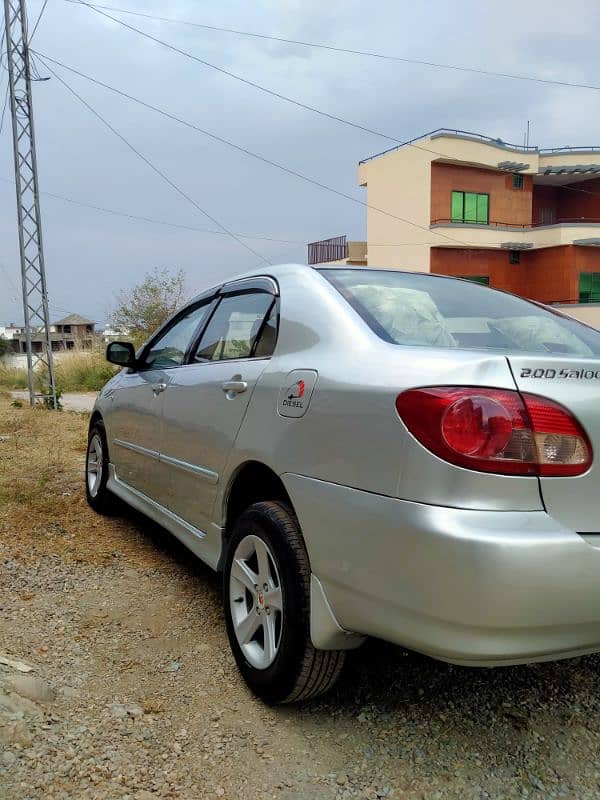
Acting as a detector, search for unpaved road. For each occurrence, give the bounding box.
[1,400,600,800]
[10,391,96,413]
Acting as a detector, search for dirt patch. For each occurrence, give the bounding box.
[1,399,600,799]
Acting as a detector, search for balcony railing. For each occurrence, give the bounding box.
[359,127,600,166]
[431,217,600,229]
[540,146,600,154]
[359,128,540,165]
[307,235,348,265]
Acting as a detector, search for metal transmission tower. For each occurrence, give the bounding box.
[3,0,56,408]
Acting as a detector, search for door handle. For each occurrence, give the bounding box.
[222,379,248,395]
[152,382,167,396]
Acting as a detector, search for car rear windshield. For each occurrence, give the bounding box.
[320,268,600,356]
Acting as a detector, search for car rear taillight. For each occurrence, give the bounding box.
[395,387,592,477]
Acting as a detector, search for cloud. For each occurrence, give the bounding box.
[1,0,599,322]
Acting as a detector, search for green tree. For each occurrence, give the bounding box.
[0,335,9,358]
[109,267,187,347]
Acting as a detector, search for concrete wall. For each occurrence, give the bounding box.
[539,152,600,170]
[0,350,92,370]
[358,143,433,271]
[430,163,533,226]
[428,133,538,172]
[431,244,600,304]
[429,221,600,249]
[555,304,600,329]
[431,247,526,294]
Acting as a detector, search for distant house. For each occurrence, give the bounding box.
[0,324,24,341]
[52,313,95,337]
[4,313,96,354]
[102,323,130,343]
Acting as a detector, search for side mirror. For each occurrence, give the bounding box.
[106,341,137,369]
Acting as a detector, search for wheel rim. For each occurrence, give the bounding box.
[86,433,103,497]
[229,534,283,670]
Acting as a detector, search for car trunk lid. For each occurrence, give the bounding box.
[508,355,600,532]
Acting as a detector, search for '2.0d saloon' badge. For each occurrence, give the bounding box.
[277,370,318,418]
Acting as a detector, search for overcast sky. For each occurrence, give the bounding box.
[1,0,599,324]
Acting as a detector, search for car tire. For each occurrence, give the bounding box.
[223,500,346,704]
[85,419,116,515]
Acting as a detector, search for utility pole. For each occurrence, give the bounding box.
[3,0,56,408]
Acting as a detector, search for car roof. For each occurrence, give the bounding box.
[187,263,473,305]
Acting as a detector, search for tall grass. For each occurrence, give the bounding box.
[0,364,28,389]
[0,348,118,393]
[54,350,118,392]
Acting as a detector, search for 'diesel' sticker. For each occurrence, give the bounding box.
[277,370,318,418]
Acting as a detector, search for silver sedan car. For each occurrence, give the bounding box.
[86,264,600,703]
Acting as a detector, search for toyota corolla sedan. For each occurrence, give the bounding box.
[86,264,600,703]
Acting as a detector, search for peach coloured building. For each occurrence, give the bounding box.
[308,129,600,325]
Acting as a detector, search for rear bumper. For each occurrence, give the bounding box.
[283,473,600,665]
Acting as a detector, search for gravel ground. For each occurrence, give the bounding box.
[1,402,600,799]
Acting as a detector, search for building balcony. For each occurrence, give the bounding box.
[307,235,367,266]
[429,219,600,249]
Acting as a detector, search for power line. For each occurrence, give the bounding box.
[36,52,474,249]
[66,0,447,152]
[64,3,600,201]
[38,58,271,265]
[0,260,104,319]
[29,0,50,43]
[44,53,600,210]
[65,0,600,93]
[0,176,305,243]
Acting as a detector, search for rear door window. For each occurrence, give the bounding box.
[192,292,275,362]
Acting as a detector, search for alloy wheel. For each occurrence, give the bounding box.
[229,534,283,669]
[86,433,103,498]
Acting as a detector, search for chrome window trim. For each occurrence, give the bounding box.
[219,276,279,297]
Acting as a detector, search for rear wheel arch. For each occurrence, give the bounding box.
[222,499,346,702]
[222,460,295,541]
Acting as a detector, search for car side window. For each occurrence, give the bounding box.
[192,292,274,362]
[142,303,212,370]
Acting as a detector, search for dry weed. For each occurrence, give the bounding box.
[0,399,168,569]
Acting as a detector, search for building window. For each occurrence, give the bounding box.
[509,250,521,264]
[460,275,490,286]
[579,273,600,303]
[451,191,489,224]
[512,173,524,190]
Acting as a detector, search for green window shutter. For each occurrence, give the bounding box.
[579,272,600,303]
[462,275,489,285]
[451,191,463,222]
[464,193,477,223]
[579,273,592,303]
[476,194,489,224]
